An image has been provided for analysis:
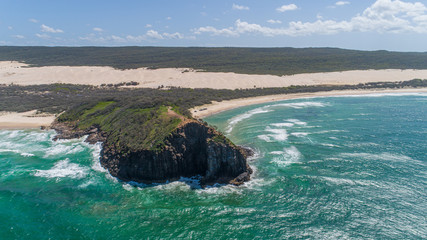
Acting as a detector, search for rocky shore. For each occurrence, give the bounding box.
[51,119,252,187]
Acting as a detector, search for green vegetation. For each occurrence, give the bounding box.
[57,102,181,151]
[1,79,426,151]
[1,47,426,151]
[1,46,427,75]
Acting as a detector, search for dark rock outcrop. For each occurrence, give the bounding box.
[52,122,106,144]
[100,120,252,186]
[52,120,252,186]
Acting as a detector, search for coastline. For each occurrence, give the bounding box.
[190,88,427,119]
[0,110,56,130]
[1,88,426,129]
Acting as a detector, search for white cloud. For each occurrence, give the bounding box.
[195,0,427,37]
[8,26,13,30]
[13,35,24,39]
[145,24,152,28]
[193,26,239,37]
[93,27,103,32]
[232,4,249,10]
[163,32,184,39]
[267,19,282,24]
[336,1,350,6]
[276,4,298,12]
[166,17,172,20]
[36,33,50,39]
[29,18,38,23]
[110,35,126,42]
[41,24,64,33]
[146,30,164,39]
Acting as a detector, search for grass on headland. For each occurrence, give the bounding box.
[1,79,426,151]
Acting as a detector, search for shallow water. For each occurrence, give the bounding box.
[1,93,426,239]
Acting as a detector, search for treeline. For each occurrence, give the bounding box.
[1,79,426,151]
[1,46,427,75]
[1,79,426,115]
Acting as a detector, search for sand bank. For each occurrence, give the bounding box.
[1,61,427,90]
[190,88,427,119]
[0,110,56,129]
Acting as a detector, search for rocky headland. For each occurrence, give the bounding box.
[51,118,252,187]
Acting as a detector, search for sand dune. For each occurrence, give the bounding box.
[1,61,427,89]
[1,61,426,128]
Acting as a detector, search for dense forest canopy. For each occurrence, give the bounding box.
[1,46,427,75]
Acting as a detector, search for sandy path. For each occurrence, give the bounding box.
[1,61,426,90]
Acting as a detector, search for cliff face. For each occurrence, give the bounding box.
[100,120,252,185]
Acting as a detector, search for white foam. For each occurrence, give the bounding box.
[44,143,84,157]
[0,149,20,154]
[7,130,22,139]
[20,153,35,157]
[270,146,302,167]
[226,107,272,134]
[271,123,295,128]
[34,158,89,179]
[270,151,284,155]
[321,176,373,186]
[285,119,307,126]
[78,178,98,189]
[265,127,288,141]
[88,142,107,173]
[257,135,272,142]
[340,152,422,164]
[291,132,309,137]
[23,131,52,142]
[272,101,327,109]
[332,92,427,98]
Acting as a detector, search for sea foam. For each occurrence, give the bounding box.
[270,146,302,167]
[34,158,89,179]
[226,107,272,134]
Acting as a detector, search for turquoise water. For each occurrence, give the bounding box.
[1,93,426,239]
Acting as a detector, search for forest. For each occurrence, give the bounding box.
[1,46,427,75]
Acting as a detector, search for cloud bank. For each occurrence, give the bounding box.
[194,0,427,37]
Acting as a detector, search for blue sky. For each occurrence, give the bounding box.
[1,0,427,51]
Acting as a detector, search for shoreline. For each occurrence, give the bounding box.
[190,88,427,119]
[1,88,426,130]
[0,110,56,130]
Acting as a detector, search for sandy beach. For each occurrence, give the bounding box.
[1,61,426,128]
[1,61,427,90]
[0,110,56,129]
[190,88,427,118]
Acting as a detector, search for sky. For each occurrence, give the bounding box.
[1,0,427,51]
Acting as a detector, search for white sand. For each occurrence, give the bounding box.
[190,88,427,119]
[1,61,427,89]
[0,110,56,129]
[1,61,426,125]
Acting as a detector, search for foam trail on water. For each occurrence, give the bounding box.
[290,132,309,137]
[271,101,328,109]
[271,123,295,127]
[285,119,307,126]
[44,143,85,157]
[265,127,288,141]
[226,107,272,134]
[270,146,302,167]
[34,158,89,179]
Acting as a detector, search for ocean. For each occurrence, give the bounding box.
[1,93,426,239]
